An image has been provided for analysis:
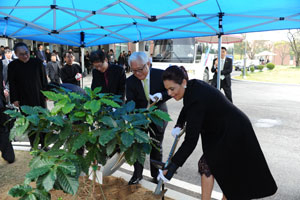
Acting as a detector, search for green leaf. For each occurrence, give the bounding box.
[74,111,86,117]
[46,116,64,127]
[26,114,40,126]
[71,134,89,152]
[69,92,84,100]
[100,116,117,128]
[132,119,150,126]
[84,87,93,98]
[51,103,64,114]
[122,114,135,122]
[30,157,55,169]
[26,193,38,200]
[42,169,57,191]
[143,143,152,154]
[121,132,134,147]
[86,115,93,125]
[136,150,146,165]
[153,110,172,122]
[58,162,77,176]
[100,98,120,108]
[148,113,163,127]
[89,100,101,114]
[42,91,65,101]
[106,138,117,156]
[34,106,50,116]
[134,129,149,143]
[26,166,51,180]
[4,109,22,118]
[99,128,119,146]
[57,168,79,195]
[21,105,37,115]
[83,101,91,110]
[8,184,32,197]
[10,117,29,140]
[124,146,138,165]
[93,87,102,94]
[32,189,51,200]
[59,122,72,140]
[62,103,75,114]
[125,101,135,112]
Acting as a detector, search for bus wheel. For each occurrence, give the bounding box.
[203,68,209,83]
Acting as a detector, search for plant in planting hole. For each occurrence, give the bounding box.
[5,86,171,199]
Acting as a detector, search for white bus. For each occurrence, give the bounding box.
[151,38,215,82]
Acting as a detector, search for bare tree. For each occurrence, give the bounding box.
[274,41,290,65]
[246,40,270,60]
[287,29,300,67]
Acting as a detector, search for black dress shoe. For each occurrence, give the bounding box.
[128,176,143,185]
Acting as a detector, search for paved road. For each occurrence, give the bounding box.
[143,78,300,199]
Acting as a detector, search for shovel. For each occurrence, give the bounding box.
[153,126,185,196]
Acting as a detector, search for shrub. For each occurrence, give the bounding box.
[240,68,249,76]
[266,63,275,70]
[257,65,265,72]
[250,66,255,73]
[5,87,171,199]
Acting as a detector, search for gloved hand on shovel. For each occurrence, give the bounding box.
[171,127,181,138]
[157,162,179,182]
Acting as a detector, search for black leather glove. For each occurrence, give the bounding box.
[164,162,179,180]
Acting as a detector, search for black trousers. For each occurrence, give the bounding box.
[0,125,15,163]
[133,123,164,178]
[212,79,233,103]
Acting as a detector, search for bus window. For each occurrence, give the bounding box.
[153,38,195,63]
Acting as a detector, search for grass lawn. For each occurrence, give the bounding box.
[233,65,300,84]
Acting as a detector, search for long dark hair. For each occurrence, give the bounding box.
[162,65,189,84]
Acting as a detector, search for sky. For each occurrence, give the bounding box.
[245,30,291,42]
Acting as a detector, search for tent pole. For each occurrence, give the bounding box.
[81,47,85,88]
[217,12,223,90]
[243,35,247,79]
[217,34,222,90]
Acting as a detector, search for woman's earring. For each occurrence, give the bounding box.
[184,85,187,88]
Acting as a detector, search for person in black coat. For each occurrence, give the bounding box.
[126,52,171,185]
[0,61,15,164]
[36,44,47,66]
[8,42,48,149]
[60,52,82,86]
[46,53,61,84]
[90,49,126,103]
[211,47,233,102]
[159,65,277,200]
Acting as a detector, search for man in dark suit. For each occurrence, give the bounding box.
[211,47,233,102]
[126,52,171,185]
[0,60,15,163]
[2,49,13,102]
[46,53,61,84]
[90,49,126,103]
[36,44,47,66]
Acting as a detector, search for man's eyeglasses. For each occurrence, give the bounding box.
[132,64,146,74]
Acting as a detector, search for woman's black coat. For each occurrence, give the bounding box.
[171,79,277,200]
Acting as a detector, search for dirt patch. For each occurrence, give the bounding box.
[0,151,31,195]
[0,151,173,200]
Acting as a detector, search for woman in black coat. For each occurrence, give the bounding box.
[159,66,277,200]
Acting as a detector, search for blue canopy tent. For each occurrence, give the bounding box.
[0,0,299,89]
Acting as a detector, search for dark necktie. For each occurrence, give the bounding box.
[104,71,108,87]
